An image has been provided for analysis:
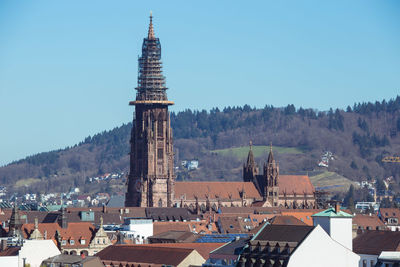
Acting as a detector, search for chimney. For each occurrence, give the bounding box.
[335,202,340,213]
[1,239,7,251]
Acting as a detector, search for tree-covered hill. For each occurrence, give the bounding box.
[2,96,400,194]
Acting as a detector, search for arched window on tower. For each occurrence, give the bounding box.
[157,112,163,137]
[158,198,163,207]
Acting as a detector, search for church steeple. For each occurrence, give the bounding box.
[267,142,274,164]
[246,141,255,167]
[126,15,175,208]
[243,141,259,182]
[264,143,279,205]
[129,13,173,104]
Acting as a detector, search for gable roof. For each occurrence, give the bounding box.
[22,222,96,248]
[149,231,198,243]
[281,210,321,226]
[146,207,197,221]
[0,247,20,256]
[279,175,315,195]
[353,214,386,230]
[379,208,400,223]
[175,182,261,200]
[269,215,308,226]
[210,238,249,257]
[96,244,198,266]
[153,221,217,235]
[353,231,400,255]
[312,207,353,218]
[254,224,315,243]
[139,243,225,259]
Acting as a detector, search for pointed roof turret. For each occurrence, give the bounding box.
[267,142,275,164]
[30,217,44,240]
[246,141,255,167]
[148,11,155,39]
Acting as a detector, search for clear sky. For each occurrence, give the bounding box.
[0,1,399,166]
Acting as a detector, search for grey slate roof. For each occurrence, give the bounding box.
[254,224,314,243]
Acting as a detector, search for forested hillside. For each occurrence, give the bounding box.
[1,96,400,195]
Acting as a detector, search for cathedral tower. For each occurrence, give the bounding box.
[264,144,279,206]
[125,14,175,207]
[243,141,259,182]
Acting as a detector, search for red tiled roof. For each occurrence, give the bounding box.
[353,231,400,255]
[281,210,322,226]
[353,214,386,230]
[269,215,308,226]
[380,208,400,222]
[153,221,217,235]
[22,222,95,249]
[279,175,315,195]
[96,245,198,266]
[0,247,20,256]
[175,182,261,200]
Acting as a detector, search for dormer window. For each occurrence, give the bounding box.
[70,239,75,245]
[61,240,67,246]
[80,239,86,245]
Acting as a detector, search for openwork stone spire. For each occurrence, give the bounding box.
[130,13,172,104]
[148,12,155,39]
[267,142,275,164]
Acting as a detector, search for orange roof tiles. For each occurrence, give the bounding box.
[153,221,217,235]
[353,214,386,230]
[280,210,322,226]
[175,182,261,200]
[279,175,315,195]
[22,222,96,249]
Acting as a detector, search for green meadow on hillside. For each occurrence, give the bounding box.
[212,145,304,159]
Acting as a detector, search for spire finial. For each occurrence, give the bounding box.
[100,216,104,228]
[148,11,155,39]
[270,142,273,153]
[249,140,253,150]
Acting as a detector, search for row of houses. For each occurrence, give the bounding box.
[0,205,400,266]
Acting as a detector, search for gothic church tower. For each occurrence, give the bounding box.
[264,145,279,206]
[125,14,175,207]
[243,141,259,182]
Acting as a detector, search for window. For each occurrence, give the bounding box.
[362,260,367,267]
[70,240,75,245]
[157,119,163,137]
[80,239,85,245]
[61,240,67,246]
[370,260,374,267]
[158,148,163,159]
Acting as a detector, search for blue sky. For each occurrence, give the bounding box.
[0,1,399,166]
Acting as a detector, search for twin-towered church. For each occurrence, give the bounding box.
[125,15,316,211]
